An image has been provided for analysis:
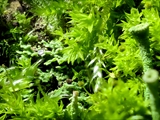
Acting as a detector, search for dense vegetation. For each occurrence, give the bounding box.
[1,0,160,119]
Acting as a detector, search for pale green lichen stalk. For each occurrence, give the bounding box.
[65,91,79,120]
[129,23,152,72]
[129,23,160,120]
[142,69,160,120]
[129,23,151,101]
[64,90,86,119]
[70,91,79,120]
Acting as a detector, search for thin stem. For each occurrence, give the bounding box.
[129,23,151,101]
[143,69,160,120]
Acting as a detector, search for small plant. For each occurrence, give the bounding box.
[2,0,160,119]
[129,23,151,72]
[129,23,152,102]
[143,69,160,120]
[0,0,8,15]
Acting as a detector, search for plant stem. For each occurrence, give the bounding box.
[143,69,160,120]
[129,23,151,100]
[70,91,79,120]
[129,23,152,72]
[129,23,160,120]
